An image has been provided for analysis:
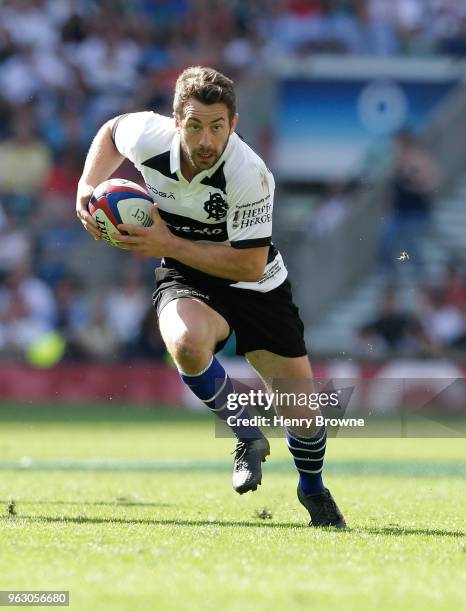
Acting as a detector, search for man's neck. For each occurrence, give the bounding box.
[180,155,198,182]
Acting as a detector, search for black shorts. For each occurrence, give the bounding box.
[152,267,307,357]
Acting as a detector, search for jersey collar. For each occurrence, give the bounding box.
[170,130,182,176]
[170,131,235,183]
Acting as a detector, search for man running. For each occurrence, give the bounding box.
[76,66,346,528]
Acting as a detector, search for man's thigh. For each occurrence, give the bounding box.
[158,298,230,353]
[245,349,313,384]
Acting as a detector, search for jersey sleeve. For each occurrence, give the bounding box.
[111,112,173,170]
[227,165,275,249]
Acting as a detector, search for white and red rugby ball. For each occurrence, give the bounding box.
[88,179,154,246]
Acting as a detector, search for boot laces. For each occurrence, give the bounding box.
[232,441,249,469]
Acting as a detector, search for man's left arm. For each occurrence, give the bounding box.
[113,163,274,282]
[113,205,268,281]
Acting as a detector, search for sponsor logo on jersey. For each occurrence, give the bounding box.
[167,223,226,237]
[158,209,228,242]
[232,210,240,229]
[235,194,271,209]
[145,183,175,200]
[175,289,209,299]
[233,203,272,229]
[203,192,228,221]
[258,259,282,284]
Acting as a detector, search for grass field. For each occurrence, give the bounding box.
[0,404,464,612]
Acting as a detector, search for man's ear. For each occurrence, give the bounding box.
[174,113,181,129]
[230,113,239,134]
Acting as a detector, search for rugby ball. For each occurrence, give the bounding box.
[88,179,154,246]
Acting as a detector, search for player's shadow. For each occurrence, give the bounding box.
[13,514,306,530]
[8,515,466,537]
[357,525,465,537]
[0,499,171,508]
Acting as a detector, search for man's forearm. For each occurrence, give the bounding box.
[166,236,266,282]
[79,120,125,188]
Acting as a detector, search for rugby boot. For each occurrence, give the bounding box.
[232,437,270,494]
[297,486,347,529]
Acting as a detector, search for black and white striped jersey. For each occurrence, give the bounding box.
[112,111,287,292]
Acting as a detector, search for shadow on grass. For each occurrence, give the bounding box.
[0,499,171,508]
[4,514,464,537]
[357,525,465,537]
[8,514,307,530]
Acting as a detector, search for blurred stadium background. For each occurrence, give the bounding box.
[1,3,465,611]
[1,0,466,405]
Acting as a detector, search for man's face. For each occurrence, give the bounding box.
[176,99,238,176]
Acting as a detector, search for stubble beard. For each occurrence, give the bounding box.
[180,136,230,175]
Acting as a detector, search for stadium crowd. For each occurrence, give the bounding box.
[357,265,466,358]
[2,0,466,363]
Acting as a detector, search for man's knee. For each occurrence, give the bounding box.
[158,298,228,373]
[167,329,213,373]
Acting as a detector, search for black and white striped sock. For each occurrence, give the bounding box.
[286,426,327,495]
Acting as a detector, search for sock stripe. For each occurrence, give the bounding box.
[178,356,213,378]
[233,404,248,419]
[287,442,327,453]
[289,450,326,462]
[296,466,323,474]
[209,400,228,413]
[287,430,326,446]
[179,356,263,441]
[291,456,326,462]
[201,373,228,403]
[204,379,234,411]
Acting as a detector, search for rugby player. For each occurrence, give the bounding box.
[76,67,346,528]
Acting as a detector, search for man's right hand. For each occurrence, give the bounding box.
[76,182,101,240]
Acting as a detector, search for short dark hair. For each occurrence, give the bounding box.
[173,66,236,123]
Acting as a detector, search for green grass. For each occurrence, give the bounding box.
[0,404,464,612]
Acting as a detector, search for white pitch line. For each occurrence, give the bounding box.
[0,459,463,476]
